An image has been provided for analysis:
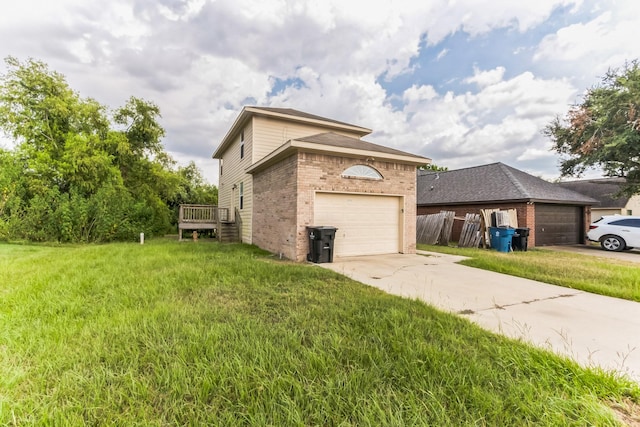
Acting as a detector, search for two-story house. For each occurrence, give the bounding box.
[212,107,430,261]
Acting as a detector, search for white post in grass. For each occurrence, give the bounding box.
[140,232,144,244]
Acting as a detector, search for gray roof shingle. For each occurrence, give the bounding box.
[247,107,370,131]
[557,178,629,208]
[417,162,596,206]
[295,132,427,159]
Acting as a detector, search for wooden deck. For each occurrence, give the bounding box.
[178,204,231,241]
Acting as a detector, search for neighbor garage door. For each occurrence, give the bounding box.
[535,204,583,246]
[314,193,401,257]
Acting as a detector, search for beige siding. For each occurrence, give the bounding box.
[591,208,623,221]
[625,195,640,216]
[252,116,365,161]
[218,121,253,243]
[590,196,640,221]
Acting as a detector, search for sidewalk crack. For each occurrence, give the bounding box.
[458,293,580,315]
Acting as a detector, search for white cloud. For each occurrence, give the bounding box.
[402,85,439,104]
[422,0,581,45]
[517,146,557,162]
[371,70,577,178]
[535,11,614,62]
[1,0,633,186]
[464,66,506,88]
[534,3,640,81]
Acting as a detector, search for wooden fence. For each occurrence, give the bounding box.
[416,211,455,245]
[417,211,492,248]
[458,213,482,248]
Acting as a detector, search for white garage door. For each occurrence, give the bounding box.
[314,193,401,257]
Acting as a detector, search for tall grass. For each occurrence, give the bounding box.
[1,240,638,425]
[418,244,640,302]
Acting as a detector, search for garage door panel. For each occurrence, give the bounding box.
[535,205,582,246]
[315,193,400,257]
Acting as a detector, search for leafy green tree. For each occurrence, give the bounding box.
[0,57,216,242]
[418,163,448,171]
[177,162,218,205]
[545,60,640,196]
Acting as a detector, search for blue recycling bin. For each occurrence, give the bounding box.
[489,227,515,253]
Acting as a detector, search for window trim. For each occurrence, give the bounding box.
[341,164,383,180]
[239,182,244,210]
[240,131,245,159]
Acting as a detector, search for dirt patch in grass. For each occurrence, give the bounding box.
[610,398,640,426]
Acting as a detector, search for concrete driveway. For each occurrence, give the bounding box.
[320,252,640,384]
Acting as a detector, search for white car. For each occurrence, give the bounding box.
[587,215,640,251]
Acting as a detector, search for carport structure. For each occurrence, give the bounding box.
[417,163,597,247]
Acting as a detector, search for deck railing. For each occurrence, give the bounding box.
[179,204,217,224]
[178,204,234,241]
[218,207,230,223]
[178,204,233,225]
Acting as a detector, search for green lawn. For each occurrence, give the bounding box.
[417,244,640,302]
[1,240,638,425]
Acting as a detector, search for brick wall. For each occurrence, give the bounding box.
[252,154,299,259]
[252,151,419,261]
[295,152,417,261]
[583,205,591,242]
[417,202,536,246]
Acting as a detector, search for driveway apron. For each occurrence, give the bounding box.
[319,252,640,384]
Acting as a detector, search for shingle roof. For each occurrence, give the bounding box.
[557,178,628,208]
[295,132,426,159]
[213,106,372,159]
[417,162,596,206]
[247,107,369,131]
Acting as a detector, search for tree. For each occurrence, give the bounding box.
[545,60,640,196]
[0,57,216,242]
[418,163,448,171]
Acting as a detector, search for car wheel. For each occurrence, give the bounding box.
[600,235,626,252]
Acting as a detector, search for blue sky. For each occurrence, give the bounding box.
[1,0,639,184]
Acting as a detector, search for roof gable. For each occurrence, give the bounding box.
[294,132,422,158]
[212,106,372,159]
[247,107,368,130]
[417,162,596,206]
[247,132,430,174]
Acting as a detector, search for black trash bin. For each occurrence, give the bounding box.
[512,227,530,251]
[306,226,337,263]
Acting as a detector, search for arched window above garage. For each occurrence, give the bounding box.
[341,165,383,180]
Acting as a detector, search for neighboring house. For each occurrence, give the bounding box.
[416,163,596,246]
[212,107,430,261]
[557,178,640,221]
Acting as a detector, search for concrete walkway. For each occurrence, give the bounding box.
[320,251,640,384]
